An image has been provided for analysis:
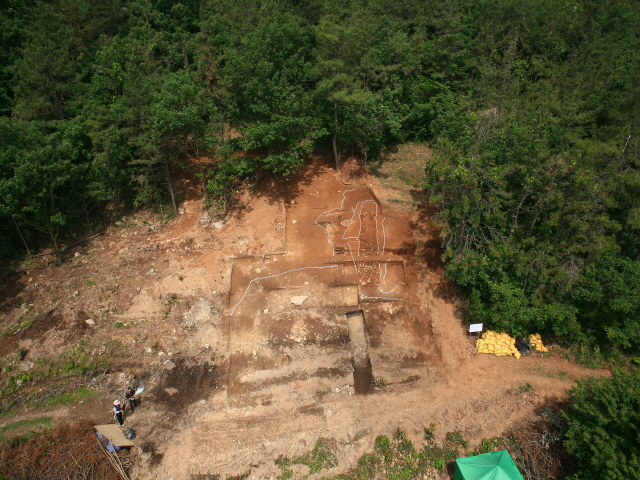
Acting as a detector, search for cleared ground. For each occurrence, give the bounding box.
[0,153,608,479]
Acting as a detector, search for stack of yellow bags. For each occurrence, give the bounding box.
[528,333,548,352]
[475,330,521,359]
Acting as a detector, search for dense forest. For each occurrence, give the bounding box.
[1,0,639,349]
[1,0,639,476]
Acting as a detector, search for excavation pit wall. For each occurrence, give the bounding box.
[346,310,375,395]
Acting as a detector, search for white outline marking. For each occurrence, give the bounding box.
[230,265,338,315]
[315,191,403,298]
[231,189,404,315]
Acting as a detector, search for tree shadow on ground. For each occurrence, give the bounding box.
[251,157,331,206]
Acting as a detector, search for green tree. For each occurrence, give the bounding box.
[0,0,31,116]
[572,256,640,349]
[12,0,124,120]
[0,119,92,254]
[150,70,214,215]
[312,1,373,170]
[219,9,323,176]
[564,370,640,480]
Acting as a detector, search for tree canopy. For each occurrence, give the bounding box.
[0,0,639,359]
[564,370,640,479]
[1,3,639,475]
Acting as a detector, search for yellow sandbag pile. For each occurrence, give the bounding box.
[476,330,521,359]
[528,333,548,352]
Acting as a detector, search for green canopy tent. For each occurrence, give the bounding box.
[454,450,524,480]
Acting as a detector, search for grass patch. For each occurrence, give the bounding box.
[295,438,338,474]
[315,388,331,400]
[330,428,461,480]
[518,383,533,393]
[568,343,607,369]
[1,316,37,338]
[276,438,338,479]
[271,428,467,480]
[0,342,110,417]
[38,388,98,407]
[0,417,54,441]
[371,143,430,193]
[4,374,32,395]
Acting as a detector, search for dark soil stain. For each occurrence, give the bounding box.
[21,309,64,341]
[151,359,218,409]
[0,308,66,356]
[297,404,324,416]
[352,359,375,395]
[400,352,428,368]
[240,363,352,392]
[314,363,352,378]
[0,334,18,357]
[141,440,164,466]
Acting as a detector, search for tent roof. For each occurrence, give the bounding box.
[94,425,135,447]
[454,450,524,480]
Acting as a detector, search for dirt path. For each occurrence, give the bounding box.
[0,156,608,480]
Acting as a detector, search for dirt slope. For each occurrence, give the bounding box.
[0,154,608,480]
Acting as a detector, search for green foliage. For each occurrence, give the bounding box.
[475,437,501,455]
[0,417,53,442]
[275,437,337,478]
[4,374,31,395]
[40,387,97,407]
[0,118,93,253]
[293,438,338,474]
[28,343,107,380]
[572,255,640,349]
[0,0,638,367]
[220,10,323,175]
[330,427,465,480]
[422,0,640,350]
[564,370,640,479]
[518,383,533,394]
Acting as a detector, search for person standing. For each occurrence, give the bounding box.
[113,400,124,426]
[125,386,137,412]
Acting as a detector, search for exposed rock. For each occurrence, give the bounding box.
[178,207,185,215]
[184,299,218,328]
[199,211,212,228]
[213,220,226,229]
[85,319,96,326]
[11,262,26,272]
[291,296,308,306]
[18,361,34,372]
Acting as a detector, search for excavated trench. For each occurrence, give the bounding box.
[346,310,375,394]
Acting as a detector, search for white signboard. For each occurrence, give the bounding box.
[469,323,484,333]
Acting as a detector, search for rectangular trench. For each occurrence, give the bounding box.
[346,310,375,394]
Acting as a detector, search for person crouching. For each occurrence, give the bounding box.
[126,386,137,412]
